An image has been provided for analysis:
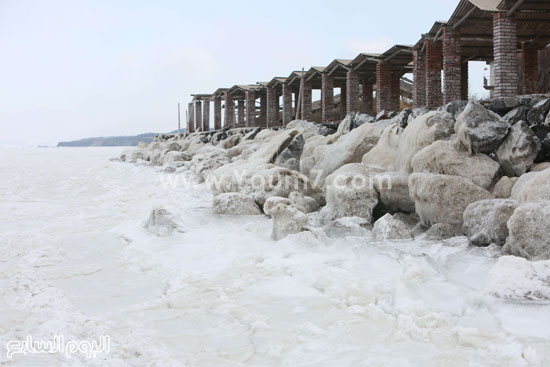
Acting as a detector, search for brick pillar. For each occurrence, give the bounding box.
[321,73,334,122]
[413,49,426,107]
[188,102,195,133]
[391,73,401,111]
[346,69,360,114]
[224,94,234,128]
[213,97,222,130]
[245,90,255,127]
[282,84,292,125]
[202,100,210,132]
[426,40,443,109]
[521,42,539,95]
[376,61,392,112]
[194,101,202,132]
[361,79,374,115]
[267,87,276,128]
[300,79,312,121]
[461,61,469,100]
[275,92,281,125]
[260,94,267,125]
[493,13,518,98]
[443,27,462,103]
[237,100,245,126]
[340,86,347,118]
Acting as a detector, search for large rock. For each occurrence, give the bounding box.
[288,191,319,214]
[143,207,184,236]
[310,123,383,187]
[462,199,517,246]
[395,111,455,173]
[526,98,550,126]
[212,193,262,215]
[411,140,500,190]
[455,101,510,154]
[286,120,330,140]
[503,201,550,260]
[362,123,401,171]
[264,197,308,240]
[502,105,529,125]
[530,162,550,172]
[321,163,380,223]
[247,129,299,164]
[373,171,415,213]
[496,121,540,176]
[408,172,494,229]
[487,97,520,116]
[515,168,550,203]
[273,133,304,171]
[492,176,518,198]
[438,100,468,118]
[190,147,230,183]
[323,217,371,238]
[373,214,414,240]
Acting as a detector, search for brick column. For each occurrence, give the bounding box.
[188,102,195,133]
[245,90,255,127]
[493,13,518,98]
[282,84,292,125]
[461,61,469,100]
[213,97,222,130]
[426,40,443,109]
[237,100,245,126]
[413,49,426,107]
[346,69,360,114]
[443,27,462,103]
[340,86,347,119]
[521,42,539,94]
[224,94,234,128]
[391,73,401,111]
[361,79,374,115]
[376,61,392,112]
[275,92,281,125]
[321,73,334,122]
[266,87,276,128]
[300,79,312,121]
[194,101,202,132]
[259,94,267,126]
[202,100,210,132]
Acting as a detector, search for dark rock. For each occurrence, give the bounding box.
[496,121,540,176]
[376,110,388,121]
[199,135,210,144]
[488,97,521,116]
[438,100,468,118]
[394,108,412,129]
[216,132,228,141]
[245,127,262,140]
[455,101,510,154]
[527,98,550,126]
[502,105,529,125]
[407,108,430,124]
[273,133,304,171]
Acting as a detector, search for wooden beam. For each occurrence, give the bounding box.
[453,6,476,30]
[508,0,526,16]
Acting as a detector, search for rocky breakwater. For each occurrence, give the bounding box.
[120,96,550,262]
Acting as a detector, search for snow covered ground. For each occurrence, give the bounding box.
[1,147,549,366]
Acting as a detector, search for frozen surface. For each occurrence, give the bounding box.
[1,147,549,366]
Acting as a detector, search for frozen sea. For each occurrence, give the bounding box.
[1,147,549,366]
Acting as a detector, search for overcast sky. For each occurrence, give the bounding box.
[0,0,490,146]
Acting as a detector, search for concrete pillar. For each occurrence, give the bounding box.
[461,61,469,100]
[224,94,234,128]
[202,100,210,132]
[493,13,518,98]
[376,61,392,112]
[282,84,292,126]
[300,79,312,121]
[443,27,462,103]
[340,86,347,119]
[346,69,360,114]
[237,100,245,126]
[321,73,334,122]
[245,90,255,127]
[188,102,195,133]
[266,87,276,128]
[413,49,426,107]
[426,40,443,109]
[213,97,222,130]
[361,79,374,115]
[194,101,202,132]
[521,42,539,94]
[391,73,401,111]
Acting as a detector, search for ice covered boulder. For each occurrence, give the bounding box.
[373,171,415,213]
[455,101,510,154]
[526,98,550,126]
[273,133,304,171]
[362,123,401,171]
[462,199,517,246]
[502,105,529,125]
[411,140,500,190]
[408,172,493,229]
[143,207,185,236]
[212,193,262,215]
[247,129,299,164]
[395,111,455,173]
[487,97,520,116]
[438,100,468,118]
[310,123,383,186]
[264,197,308,240]
[164,151,191,165]
[496,121,540,176]
[510,171,538,200]
[286,120,329,140]
[485,256,550,300]
[503,201,550,260]
[218,134,241,149]
[129,149,151,163]
[492,176,518,198]
[320,163,380,223]
[190,147,230,183]
[426,223,460,240]
[323,217,371,238]
[530,162,550,172]
[515,168,550,204]
[288,191,319,214]
[373,214,414,240]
